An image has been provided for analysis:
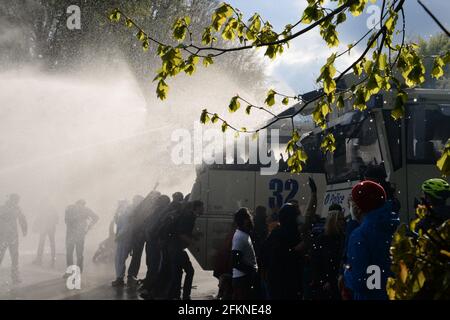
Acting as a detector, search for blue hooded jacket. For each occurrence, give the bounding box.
[344,202,400,300]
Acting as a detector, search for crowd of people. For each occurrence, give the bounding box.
[0,190,203,301]
[1,163,449,300]
[212,165,450,300]
[107,191,204,300]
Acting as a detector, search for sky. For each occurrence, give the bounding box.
[226,0,450,95]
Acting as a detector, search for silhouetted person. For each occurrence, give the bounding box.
[33,203,59,267]
[364,163,401,214]
[252,206,268,258]
[0,194,27,284]
[213,224,236,300]
[310,207,346,300]
[167,200,204,300]
[232,208,257,300]
[127,192,157,287]
[139,194,171,298]
[64,199,98,276]
[263,203,304,300]
[344,181,399,300]
[279,153,288,172]
[252,206,268,299]
[112,200,132,287]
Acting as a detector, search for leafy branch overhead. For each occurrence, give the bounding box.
[109,0,450,174]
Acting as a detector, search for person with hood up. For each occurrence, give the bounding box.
[344,180,400,300]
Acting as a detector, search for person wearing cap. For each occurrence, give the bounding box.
[415,178,450,233]
[344,181,400,300]
[0,194,27,284]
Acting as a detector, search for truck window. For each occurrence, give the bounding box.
[324,112,382,184]
[406,104,450,164]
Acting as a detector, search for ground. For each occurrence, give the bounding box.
[0,250,218,300]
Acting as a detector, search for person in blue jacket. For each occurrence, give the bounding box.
[344,180,400,300]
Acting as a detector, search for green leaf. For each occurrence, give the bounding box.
[353,61,363,76]
[211,12,227,31]
[222,18,239,41]
[202,27,213,45]
[211,113,219,123]
[156,80,169,100]
[200,109,210,124]
[157,44,168,57]
[282,97,289,106]
[366,73,383,95]
[216,3,234,18]
[221,121,228,132]
[354,88,367,111]
[142,39,150,52]
[349,0,368,17]
[336,12,346,24]
[228,96,241,112]
[173,18,188,41]
[431,56,445,79]
[136,30,146,42]
[320,23,339,47]
[265,89,276,107]
[202,56,214,67]
[248,13,262,33]
[109,9,121,22]
[302,5,322,24]
[436,139,450,176]
[125,18,133,28]
[321,133,336,154]
[245,105,252,115]
[364,59,373,74]
[211,3,234,31]
[378,53,388,71]
[391,91,407,120]
[184,64,195,75]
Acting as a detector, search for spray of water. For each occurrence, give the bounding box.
[0,54,271,264]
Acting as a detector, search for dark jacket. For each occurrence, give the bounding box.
[344,202,399,300]
[310,233,345,300]
[262,224,303,300]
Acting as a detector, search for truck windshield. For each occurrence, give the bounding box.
[406,103,450,164]
[324,112,382,184]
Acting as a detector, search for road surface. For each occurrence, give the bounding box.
[0,251,217,300]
